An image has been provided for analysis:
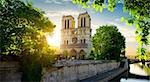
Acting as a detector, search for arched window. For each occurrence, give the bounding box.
[84,39,86,43]
[79,50,86,60]
[81,18,83,27]
[67,40,68,44]
[65,20,66,29]
[67,20,69,28]
[84,17,86,27]
[81,40,82,43]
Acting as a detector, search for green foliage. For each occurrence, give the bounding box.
[71,0,150,60]
[136,48,150,60]
[63,50,69,59]
[123,0,150,54]
[92,25,125,60]
[0,0,55,56]
[89,50,96,60]
[0,0,56,81]
[21,46,57,81]
[21,53,42,81]
[143,65,150,76]
[72,0,116,12]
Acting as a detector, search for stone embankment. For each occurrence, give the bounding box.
[0,62,22,82]
[0,60,128,82]
[41,60,127,82]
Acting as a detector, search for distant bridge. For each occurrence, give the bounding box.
[128,59,150,64]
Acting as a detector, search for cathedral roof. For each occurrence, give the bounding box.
[78,11,90,19]
[79,11,90,17]
[63,15,74,19]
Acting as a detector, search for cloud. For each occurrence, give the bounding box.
[45,10,80,17]
[45,11,61,17]
[126,47,137,56]
[62,0,71,2]
[91,24,98,35]
[44,0,62,4]
[44,0,71,4]
[120,27,136,42]
[114,18,120,22]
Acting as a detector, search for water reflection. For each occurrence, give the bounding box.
[120,63,150,82]
[121,78,149,82]
[130,63,149,76]
[111,63,150,82]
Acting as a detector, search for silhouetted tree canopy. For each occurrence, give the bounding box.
[0,0,56,81]
[0,0,55,56]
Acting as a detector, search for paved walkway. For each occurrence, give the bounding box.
[80,68,126,82]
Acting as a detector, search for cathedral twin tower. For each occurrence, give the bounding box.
[60,12,92,59]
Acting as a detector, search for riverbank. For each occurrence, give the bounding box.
[41,60,121,82]
[110,63,150,82]
[0,60,128,82]
[80,67,128,82]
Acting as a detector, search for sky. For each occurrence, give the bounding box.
[27,0,144,56]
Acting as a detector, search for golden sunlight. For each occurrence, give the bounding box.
[46,33,60,47]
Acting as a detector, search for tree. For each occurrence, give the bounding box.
[0,0,56,81]
[92,25,125,60]
[89,50,95,60]
[63,50,69,59]
[0,0,55,56]
[136,49,150,61]
[71,0,150,60]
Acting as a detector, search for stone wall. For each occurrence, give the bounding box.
[0,62,22,82]
[41,60,120,82]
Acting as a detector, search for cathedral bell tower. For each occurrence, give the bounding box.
[77,12,92,58]
[78,12,91,28]
[61,15,75,45]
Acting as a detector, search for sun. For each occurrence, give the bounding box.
[45,19,61,48]
[46,33,60,47]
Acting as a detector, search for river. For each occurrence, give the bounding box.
[110,63,150,82]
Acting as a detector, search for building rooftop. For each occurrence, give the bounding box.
[62,15,74,19]
[79,11,90,16]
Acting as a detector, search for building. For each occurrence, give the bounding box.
[60,12,92,59]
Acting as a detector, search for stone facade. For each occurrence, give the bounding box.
[60,12,92,59]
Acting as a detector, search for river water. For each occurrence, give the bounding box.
[111,63,150,82]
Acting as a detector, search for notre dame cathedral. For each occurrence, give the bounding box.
[60,12,92,59]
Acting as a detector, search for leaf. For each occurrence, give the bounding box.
[135,30,139,34]
[136,24,143,32]
[136,35,142,42]
[72,0,77,4]
[95,5,99,11]
[120,17,125,22]
[99,7,103,12]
